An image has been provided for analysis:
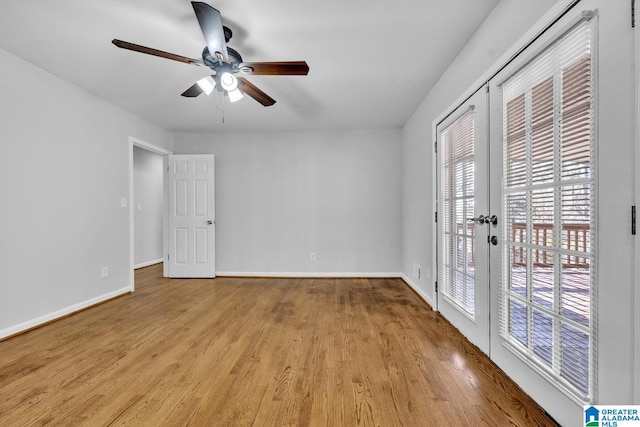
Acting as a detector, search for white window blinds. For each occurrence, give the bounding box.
[440,109,476,317]
[500,18,595,402]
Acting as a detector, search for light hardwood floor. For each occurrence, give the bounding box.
[0,264,557,426]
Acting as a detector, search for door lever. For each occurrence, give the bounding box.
[467,215,488,224]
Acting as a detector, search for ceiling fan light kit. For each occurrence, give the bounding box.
[220,72,238,91]
[112,1,309,107]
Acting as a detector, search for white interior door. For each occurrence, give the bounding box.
[167,155,215,278]
[436,87,491,354]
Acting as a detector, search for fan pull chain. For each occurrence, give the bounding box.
[214,90,224,124]
[222,92,225,124]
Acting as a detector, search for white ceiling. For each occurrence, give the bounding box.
[0,0,500,133]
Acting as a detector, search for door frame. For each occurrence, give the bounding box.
[128,136,173,290]
[634,12,640,403]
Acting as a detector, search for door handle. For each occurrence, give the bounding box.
[207,220,213,225]
[467,215,488,224]
[466,215,498,225]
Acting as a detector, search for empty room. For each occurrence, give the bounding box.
[0,0,638,425]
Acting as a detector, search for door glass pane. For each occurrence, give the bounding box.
[533,309,553,367]
[440,110,476,317]
[509,299,528,347]
[509,246,527,298]
[562,56,592,180]
[506,95,527,187]
[560,323,589,396]
[532,262,554,309]
[531,77,555,185]
[561,255,590,328]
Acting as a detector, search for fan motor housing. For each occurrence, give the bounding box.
[202,46,243,72]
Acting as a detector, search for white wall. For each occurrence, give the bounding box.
[0,48,173,338]
[133,146,164,267]
[174,129,402,275]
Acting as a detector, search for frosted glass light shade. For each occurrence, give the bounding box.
[220,72,238,91]
[227,88,244,103]
[196,76,216,95]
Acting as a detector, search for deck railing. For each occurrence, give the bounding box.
[455,222,590,269]
[511,222,589,268]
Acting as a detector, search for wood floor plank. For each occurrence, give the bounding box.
[0,264,558,426]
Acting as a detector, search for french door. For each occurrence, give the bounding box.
[434,2,636,424]
[436,87,493,354]
[487,12,598,423]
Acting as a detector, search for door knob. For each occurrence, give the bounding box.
[490,235,498,245]
[488,215,498,226]
[207,220,213,225]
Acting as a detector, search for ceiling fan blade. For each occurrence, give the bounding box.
[191,2,228,61]
[237,77,276,106]
[181,83,203,97]
[240,61,309,76]
[112,39,204,66]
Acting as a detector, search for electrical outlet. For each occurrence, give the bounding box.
[101,266,109,278]
[413,262,422,280]
[310,252,316,261]
[425,267,432,281]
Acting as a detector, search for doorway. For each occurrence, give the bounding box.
[133,146,164,268]
[128,137,172,290]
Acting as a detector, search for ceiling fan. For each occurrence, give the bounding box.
[112,1,309,107]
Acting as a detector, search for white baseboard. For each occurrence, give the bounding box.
[0,286,131,340]
[400,274,436,309]
[216,271,403,278]
[134,258,163,269]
